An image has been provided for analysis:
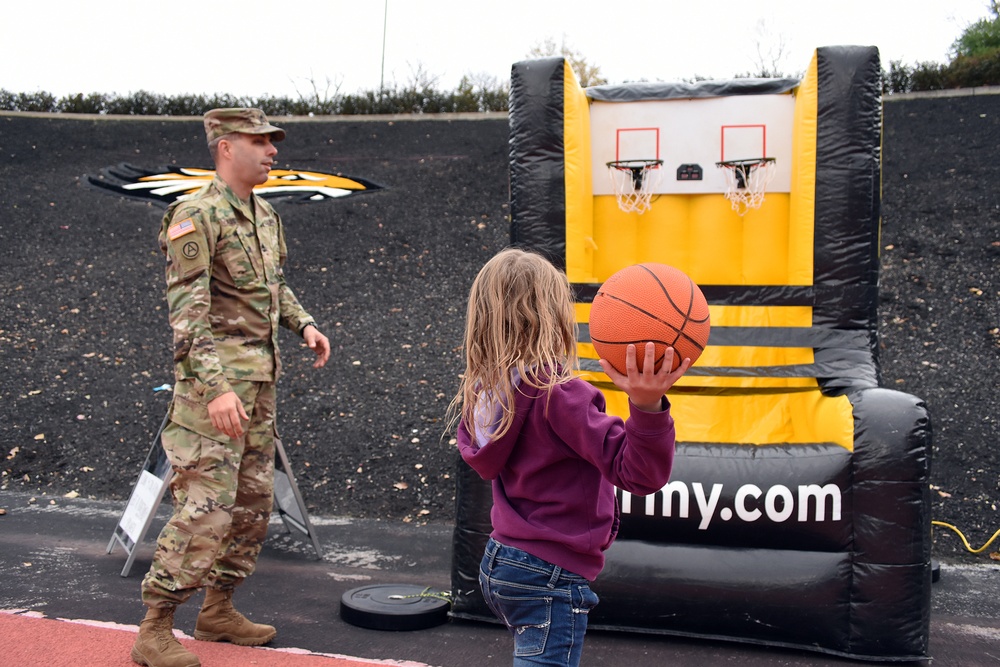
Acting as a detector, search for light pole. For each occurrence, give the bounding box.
[380,0,388,95]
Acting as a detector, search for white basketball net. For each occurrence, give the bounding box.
[607,160,662,215]
[718,158,777,216]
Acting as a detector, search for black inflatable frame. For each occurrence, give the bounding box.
[450,46,932,662]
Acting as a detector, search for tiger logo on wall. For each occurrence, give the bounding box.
[87,163,382,206]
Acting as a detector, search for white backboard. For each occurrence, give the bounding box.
[591,94,796,195]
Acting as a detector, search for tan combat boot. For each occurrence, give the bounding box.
[131,607,201,667]
[194,588,277,646]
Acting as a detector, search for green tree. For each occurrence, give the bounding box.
[952,1,1000,58]
[528,38,607,87]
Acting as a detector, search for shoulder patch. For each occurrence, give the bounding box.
[164,212,210,279]
[167,218,196,240]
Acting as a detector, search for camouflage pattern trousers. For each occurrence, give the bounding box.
[142,380,276,608]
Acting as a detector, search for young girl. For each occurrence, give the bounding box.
[452,248,690,666]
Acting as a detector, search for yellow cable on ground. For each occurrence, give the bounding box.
[932,520,1000,554]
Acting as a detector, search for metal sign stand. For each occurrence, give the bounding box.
[108,417,323,577]
[106,412,173,577]
[272,438,325,559]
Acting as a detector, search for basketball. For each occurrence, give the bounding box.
[589,263,711,374]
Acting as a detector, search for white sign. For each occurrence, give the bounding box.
[119,469,168,543]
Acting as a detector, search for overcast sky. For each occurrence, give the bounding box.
[2,0,992,99]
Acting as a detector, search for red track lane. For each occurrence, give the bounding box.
[0,612,409,667]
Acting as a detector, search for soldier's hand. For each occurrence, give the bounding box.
[208,391,249,439]
[304,326,331,369]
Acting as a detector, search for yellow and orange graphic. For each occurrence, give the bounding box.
[88,163,381,205]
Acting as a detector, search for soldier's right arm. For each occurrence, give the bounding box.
[159,206,233,403]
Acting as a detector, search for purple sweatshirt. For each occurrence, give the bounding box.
[457,376,676,581]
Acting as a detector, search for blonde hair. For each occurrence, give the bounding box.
[449,248,578,442]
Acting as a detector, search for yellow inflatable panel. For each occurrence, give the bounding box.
[589,191,808,287]
[581,379,854,450]
[789,55,819,284]
[563,61,596,284]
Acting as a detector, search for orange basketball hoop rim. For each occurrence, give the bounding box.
[606,159,663,214]
[715,157,776,216]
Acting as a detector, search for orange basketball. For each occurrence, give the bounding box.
[589,263,711,374]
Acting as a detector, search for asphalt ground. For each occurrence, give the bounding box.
[2,490,1000,666]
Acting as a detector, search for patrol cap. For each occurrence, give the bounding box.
[203,107,286,143]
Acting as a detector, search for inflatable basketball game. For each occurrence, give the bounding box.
[450,46,933,661]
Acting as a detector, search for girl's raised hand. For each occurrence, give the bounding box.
[598,342,692,412]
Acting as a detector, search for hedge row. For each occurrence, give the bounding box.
[3,52,999,116]
[0,80,510,116]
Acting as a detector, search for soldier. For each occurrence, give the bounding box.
[131,108,331,667]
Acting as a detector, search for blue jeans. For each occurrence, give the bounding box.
[479,538,599,667]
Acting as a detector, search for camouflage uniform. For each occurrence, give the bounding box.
[142,173,315,607]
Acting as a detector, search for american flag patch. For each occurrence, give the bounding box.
[167,218,195,241]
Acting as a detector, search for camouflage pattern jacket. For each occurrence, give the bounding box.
[158,175,315,405]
